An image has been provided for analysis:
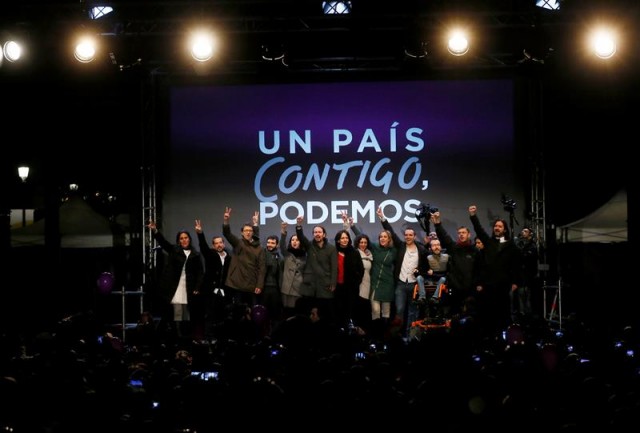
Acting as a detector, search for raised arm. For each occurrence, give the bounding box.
[147,219,172,251]
[222,207,240,247]
[252,211,260,238]
[378,207,402,246]
[469,204,490,244]
[295,215,311,250]
[280,221,289,255]
[341,210,364,237]
[195,219,213,258]
[432,212,454,251]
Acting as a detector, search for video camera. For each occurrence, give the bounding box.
[500,194,517,212]
[415,203,438,219]
[415,202,438,232]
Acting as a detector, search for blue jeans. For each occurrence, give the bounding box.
[395,280,417,335]
[416,275,426,299]
[416,275,447,299]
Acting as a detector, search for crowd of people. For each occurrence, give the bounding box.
[145,204,543,344]
[1,293,638,432]
[1,204,638,432]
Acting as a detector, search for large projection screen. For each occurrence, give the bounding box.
[164,79,524,243]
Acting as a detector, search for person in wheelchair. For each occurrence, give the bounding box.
[413,238,449,320]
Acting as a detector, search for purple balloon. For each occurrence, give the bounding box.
[97,272,114,294]
[251,304,268,326]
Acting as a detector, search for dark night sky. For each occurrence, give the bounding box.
[3,72,143,214]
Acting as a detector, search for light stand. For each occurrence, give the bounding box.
[18,166,29,227]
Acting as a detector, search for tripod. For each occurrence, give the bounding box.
[543,278,562,329]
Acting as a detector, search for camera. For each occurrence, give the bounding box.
[500,194,517,212]
[415,203,438,219]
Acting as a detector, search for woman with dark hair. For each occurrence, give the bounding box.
[279,221,307,319]
[353,232,373,332]
[147,220,204,340]
[334,229,365,330]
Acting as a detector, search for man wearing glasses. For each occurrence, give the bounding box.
[222,207,266,308]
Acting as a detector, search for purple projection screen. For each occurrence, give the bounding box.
[164,79,523,242]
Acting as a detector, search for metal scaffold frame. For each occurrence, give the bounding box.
[141,72,160,304]
[528,78,546,264]
[526,77,563,327]
[110,71,160,341]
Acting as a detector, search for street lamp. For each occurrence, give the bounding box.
[17,166,29,227]
[18,166,29,182]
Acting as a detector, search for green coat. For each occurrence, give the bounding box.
[368,243,397,302]
[352,225,396,302]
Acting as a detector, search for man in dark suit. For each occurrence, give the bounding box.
[195,219,232,340]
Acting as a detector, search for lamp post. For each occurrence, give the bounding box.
[18,166,29,227]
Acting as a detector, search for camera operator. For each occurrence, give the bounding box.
[514,227,537,322]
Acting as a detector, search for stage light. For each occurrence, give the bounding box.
[261,43,285,61]
[521,48,547,65]
[404,41,428,59]
[89,6,114,20]
[3,40,22,62]
[74,36,98,63]
[189,31,215,62]
[536,0,561,11]
[590,28,616,59]
[447,30,469,56]
[323,1,351,15]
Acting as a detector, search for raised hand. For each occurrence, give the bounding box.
[224,207,232,222]
[195,219,202,233]
[252,211,259,226]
